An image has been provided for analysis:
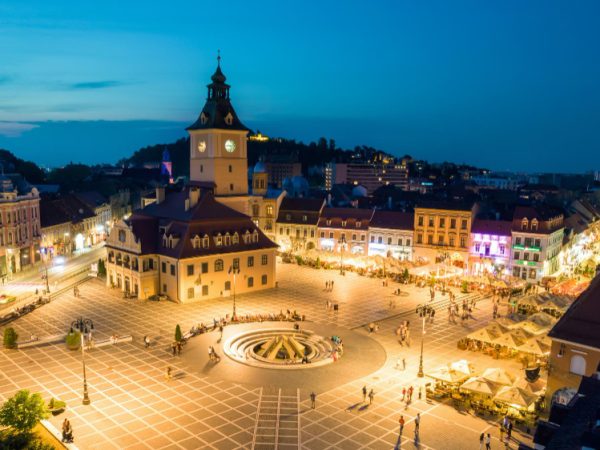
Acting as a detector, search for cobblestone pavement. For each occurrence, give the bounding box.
[0,262,532,449]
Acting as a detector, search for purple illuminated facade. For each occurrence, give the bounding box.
[468,219,512,275]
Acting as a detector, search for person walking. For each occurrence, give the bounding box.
[479,432,485,450]
[368,389,374,405]
[399,415,405,435]
[402,358,406,371]
[165,366,172,381]
[402,387,406,401]
[408,386,414,402]
[362,385,367,402]
[144,335,150,348]
[414,413,420,435]
[485,433,491,450]
[310,392,316,409]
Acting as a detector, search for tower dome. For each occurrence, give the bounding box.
[253,161,267,174]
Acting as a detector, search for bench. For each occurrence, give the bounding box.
[92,335,133,349]
[17,334,66,349]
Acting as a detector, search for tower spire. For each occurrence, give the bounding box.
[217,49,221,67]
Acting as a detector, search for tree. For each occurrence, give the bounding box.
[0,390,48,434]
[97,259,106,277]
[3,327,18,349]
[175,324,182,342]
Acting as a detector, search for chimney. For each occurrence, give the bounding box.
[189,188,200,209]
[156,186,165,205]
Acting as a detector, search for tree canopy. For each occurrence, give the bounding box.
[0,390,49,433]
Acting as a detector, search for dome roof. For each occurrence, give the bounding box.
[253,162,267,174]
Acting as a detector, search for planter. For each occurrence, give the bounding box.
[48,399,66,416]
[65,332,81,351]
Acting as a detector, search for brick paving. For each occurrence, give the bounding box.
[0,261,531,449]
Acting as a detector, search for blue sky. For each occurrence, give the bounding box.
[0,0,599,172]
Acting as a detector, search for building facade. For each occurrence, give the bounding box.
[546,275,600,410]
[75,191,112,245]
[367,210,414,260]
[510,206,564,282]
[105,187,277,302]
[325,162,409,193]
[317,208,374,255]
[0,175,41,279]
[413,201,476,268]
[468,219,512,276]
[275,197,325,253]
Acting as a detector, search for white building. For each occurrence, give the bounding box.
[367,210,414,260]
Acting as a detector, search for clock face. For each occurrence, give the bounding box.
[225,139,236,153]
[197,141,206,153]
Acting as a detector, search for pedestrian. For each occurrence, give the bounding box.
[143,335,149,348]
[177,342,182,355]
[331,280,334,288]
[507,421,513,440]
[408,386,414,402]
[402,387,406,401]
[485,433,491,450]
[415,413,420,435]
[399,415,405,435]
[219,325,224,340]
[479,432,485,450]
[402,358,406,371]
[165,366,172,381]
[310,392,316,409]
[171,342,176,356]
[362,385,367,402]
[368,389,374,405]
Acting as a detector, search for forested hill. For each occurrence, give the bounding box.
[121,136,394,178]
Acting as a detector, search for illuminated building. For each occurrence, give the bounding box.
[275,197,325,253]
[468,219,512,275]
[317,208,374,255]
[325,162,408,193]
[368,210,414,260]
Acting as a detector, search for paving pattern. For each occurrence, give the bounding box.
[0,262,532,449]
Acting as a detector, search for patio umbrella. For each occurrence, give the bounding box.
[517,338,549,356]
[481,368,515,386]
[466,328,497,344]
[449,359,473,375]
[492,332,524,349]
[492,279,508,288]
[513,377,546,396]
[495,317,519,330]
[485,323,506,337]
[517,296,541,309]
[426,366,469,384]
[528,312,557,327]
[510,328,533,341]
[540,300,566,313]
[460,377,499,396]
[537,336,552,347]
[514,321,545,336]
[493,386,535,409]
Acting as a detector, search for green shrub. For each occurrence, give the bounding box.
[97,258,107,277]
[461,280,469,294]
[65,331,81,350]
[175,324,182,342]
[0,390,48,433]
[3,327,18,349]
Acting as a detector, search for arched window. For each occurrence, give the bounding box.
[266,205,273,217]
[252,204,260,217]
[253,230,259,243]
[224,233,231,246]
[521,218,528,230]
[531,219,538,231]
[570,355,586,376]
[215,233,223,246]
[214,259,224,272]
[202,235,210,248]
[232,232,239,244]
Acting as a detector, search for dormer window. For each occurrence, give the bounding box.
[215,233,223,246]
[286,214,291,221]
[302,215,307,222]
[225,112,233,125]
[521,218,528,230]
[192,235,201,249]
[531,219,538,231]
[224,233,231,246]
[252,230,259,243]
[326,219,332,226]
[202,235,210,248]
[243,231,251,244]
[200,112,208,125]
[341,220,347,227]
[356,221,361,228]
[232,232,239,244]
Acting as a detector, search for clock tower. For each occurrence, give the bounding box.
[187,56,249,197]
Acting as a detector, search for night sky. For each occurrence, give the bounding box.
[1,1,599,172]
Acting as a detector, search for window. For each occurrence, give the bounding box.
[356,221,361,228]
[439,218,445,228]
[428,217,434,227]
[266,205,273,217]
[516,237,521,245]
[202,235,210,248]
[529,269,536,279]
[302,215,307,222]
[228,165,232,173]
[311,230,315,238]
[202,262,208,273]
[118,230,126,242]
[521,218,528,230]
[514,251,520,260]
[232,233,239,244]
[163,284,167,293]
[285,213,291,221]
[397,238,402,246]
[525,237,532,247]
[215,259,224,271]
[329,232,333,239]
[499,244,505,254]
[341,220,347,227]
[531,219,538,231]
[215,234,223,246]
[353,234,357,241]
[534,239,541,247]
[225,281,231,291]
[361,234,365,241]
[418,216,424,227]
[261,254,268,265]
[252,204,260,216]
[387,237,392,245]
[450,218,456,229]
[378,236,383,244]
[200,165,203,173]
[247,256,254,267]
[247,277,254,288]
[475,243,481,252]
[261,274,268,285]
[170,264,175,276]
[187,265,194,276]
[406,239,410,246]
[513,267,520,277]
[326,219,331,226]
[321,232,325,238]
[461,219,467,230]
[202,285,208,296]
[161,262,167,273]
[417,234,423,244]
[533,253,539,262]
[449,236,455,247]
[524,253,529,261]
[438,235,444,245]
[460,236,466,247]
[187,288,194,299]
[427,235,433,245]
[233,258,240,270]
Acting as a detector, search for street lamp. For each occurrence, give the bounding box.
[70,317,94,405]
[338,235,347,275]
[415,304,434,377]
[228,265,240,319]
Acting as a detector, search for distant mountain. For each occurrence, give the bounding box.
[0,149,46,183]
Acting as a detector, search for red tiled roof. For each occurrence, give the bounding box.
[370,210,414,230]
[548,274,600,349]
[318,207,374,230]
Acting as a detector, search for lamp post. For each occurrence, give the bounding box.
[228,265,240,319]
[416,304,434,378]
[338,235,346,275]
[71,317,94,405]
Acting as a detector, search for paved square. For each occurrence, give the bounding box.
[0,262,532,449]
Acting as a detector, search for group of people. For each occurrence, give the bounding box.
[401,385,417,404]
[361,385,376,405]
[208,345,221,362]
[61,418,73,443]
[395,321,411,347]
[73,286,81,297]
[324,280,335,291]
[171,341,183,356]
